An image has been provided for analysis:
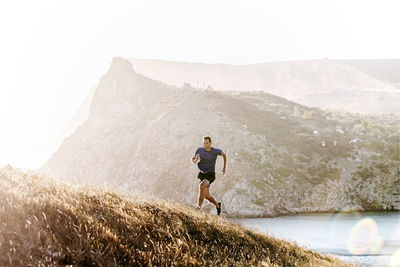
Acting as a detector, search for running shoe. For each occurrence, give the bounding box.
[216,202,222,215]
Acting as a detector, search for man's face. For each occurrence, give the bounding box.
[203,139,211,150]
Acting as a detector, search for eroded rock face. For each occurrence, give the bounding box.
[89,57,139,118]
[40,57,400,217]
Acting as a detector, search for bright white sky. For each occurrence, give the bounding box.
[0,0,399,170]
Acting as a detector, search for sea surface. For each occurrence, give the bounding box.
[231,211,400,267]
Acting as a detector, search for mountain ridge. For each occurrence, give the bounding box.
[40,57,400,217]
[129,57,400,114]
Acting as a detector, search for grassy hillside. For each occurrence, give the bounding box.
[0,166,356,266]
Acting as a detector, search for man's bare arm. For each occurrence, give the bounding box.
[221,152,226,175]
[191,153,199,164]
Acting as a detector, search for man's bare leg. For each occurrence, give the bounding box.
[198,179,209,208]
[204,186,219,207]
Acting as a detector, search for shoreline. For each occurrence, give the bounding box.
[225,209,400,219]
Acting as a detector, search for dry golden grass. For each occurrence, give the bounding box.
[0,165,358,266]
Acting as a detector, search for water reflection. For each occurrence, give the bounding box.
[233,211,400,267]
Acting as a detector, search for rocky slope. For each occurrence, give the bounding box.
[40,57,400,217]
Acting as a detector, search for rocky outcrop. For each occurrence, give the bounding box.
[40,57,400,217]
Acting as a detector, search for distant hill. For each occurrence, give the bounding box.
[332,59,400,84]
[297,88,400,114]
[129,58,400,114]
[40,57,400,217]
[0,166,355,266]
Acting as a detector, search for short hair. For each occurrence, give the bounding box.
[203,136,212,143]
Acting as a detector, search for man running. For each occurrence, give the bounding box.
[191,136,226,215]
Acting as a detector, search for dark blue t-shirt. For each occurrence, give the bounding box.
[194,147,223,173]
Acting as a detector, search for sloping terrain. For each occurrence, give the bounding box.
[0,166,356,266]
[41,57,400,217]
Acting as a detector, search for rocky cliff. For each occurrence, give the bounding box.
[40,57,400,217]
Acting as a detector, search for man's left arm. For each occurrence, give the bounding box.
[220,151,226,175]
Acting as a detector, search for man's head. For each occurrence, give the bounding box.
[203,136,212,150]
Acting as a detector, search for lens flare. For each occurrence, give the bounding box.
[391,249,400,267]
[347,217,383,255]
[328,209,362,242]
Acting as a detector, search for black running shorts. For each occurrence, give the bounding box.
[197,171,216,185]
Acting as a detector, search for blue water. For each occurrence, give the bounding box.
[231,211,400,267]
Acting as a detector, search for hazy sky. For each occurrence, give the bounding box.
[0,0,399,169]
